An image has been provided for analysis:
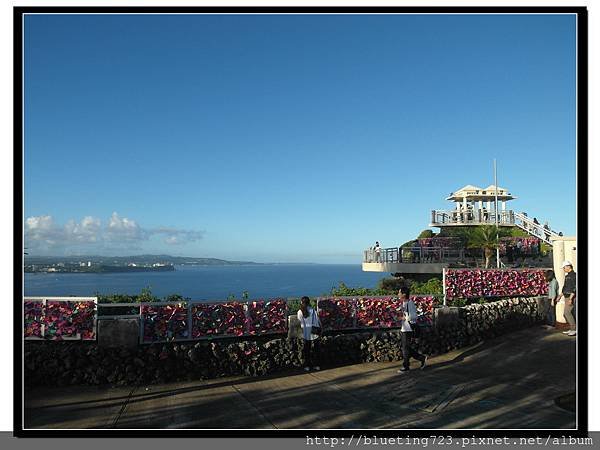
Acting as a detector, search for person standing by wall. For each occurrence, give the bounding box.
[516,239,523,260]
[297,296,321,371]
[544,270,559,328]
[397,287,427,373]
[558,261,577,336]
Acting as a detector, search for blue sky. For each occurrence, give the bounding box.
[24,14,577,263]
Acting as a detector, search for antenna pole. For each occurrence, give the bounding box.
[494,159,500,268]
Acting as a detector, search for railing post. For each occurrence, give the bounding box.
[139,304,145,344]
[442,268,447,306]
[41,299,47,339]
[187,302,193,340]
[244,301,250,336]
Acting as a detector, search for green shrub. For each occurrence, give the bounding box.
[96,293,138,303]
[448,298,467,307]
[329,282,377,297]
[417,229,435,239]
[96,288,186,304]
[286,298,302,315]
[410,278,443,295]
[164,294,187,303]
[138,287,159,303]
[377,277,405,293]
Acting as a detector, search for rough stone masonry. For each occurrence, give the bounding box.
[24,297,545,387]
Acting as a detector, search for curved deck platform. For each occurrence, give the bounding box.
[362,262,448,274]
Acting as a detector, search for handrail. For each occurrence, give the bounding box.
[513,212,561,245]
[364,246,465,264]
[427,210,561,246]
[430,209,515,226]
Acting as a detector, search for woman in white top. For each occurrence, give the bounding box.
[297,296,321,372]
[398,287,427,373]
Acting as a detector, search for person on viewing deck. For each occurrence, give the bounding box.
[543,222,551,241]
[397,287,427,373]
[297,296,321,371]
[558,261,577,336]
[374,241,381,262]
[544,270,559,328]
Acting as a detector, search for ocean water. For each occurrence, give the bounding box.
[23,264,387,300]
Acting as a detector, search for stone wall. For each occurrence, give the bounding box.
[24,297,544,387]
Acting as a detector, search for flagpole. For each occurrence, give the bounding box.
[494,159,500,268]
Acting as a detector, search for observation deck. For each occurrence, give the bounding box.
[362,246,458,274]
[362,184,562,274]
[429,209,516,227]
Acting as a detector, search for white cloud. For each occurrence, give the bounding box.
[150,226,205,245]
[24,215,61,246]
[64,216,101,243]
[106,212,145,241]
[25,215,54,230]
[24,213,204,253]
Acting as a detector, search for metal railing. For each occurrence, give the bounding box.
[430,209,515,226]
[442,267,550,300]
[513,212,561,245]
[24,297,98,340]
[364,246,465,264]
[317,295,439,331]
[364,247,399,263]
[26,296,442,344]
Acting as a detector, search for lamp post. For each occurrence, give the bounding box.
[494,159,500,268]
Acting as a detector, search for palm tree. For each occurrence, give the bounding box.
[465,225,510,268]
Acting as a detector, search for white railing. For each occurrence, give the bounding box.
[429,210,562,246]
[430,209,516,226]
[513,212,561,245]
[364,247,465,264]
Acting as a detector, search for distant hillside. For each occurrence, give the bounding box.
[24,254,261,266]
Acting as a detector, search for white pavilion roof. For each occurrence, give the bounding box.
[483,184,509,195]
[446,184,516,201]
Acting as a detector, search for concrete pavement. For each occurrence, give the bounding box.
[24,326,577,429]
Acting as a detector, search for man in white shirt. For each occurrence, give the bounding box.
[374,241,381,262]
[397,287,427,373]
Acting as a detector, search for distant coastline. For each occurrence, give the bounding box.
[24,263,382,299]
[23,254,263,274]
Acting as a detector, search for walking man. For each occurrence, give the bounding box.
[397,287,427,373]
[559,261,577,336]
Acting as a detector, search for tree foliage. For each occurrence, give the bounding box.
[329,282,383,296]
[327,278,443,297]
[377,277,407,293]
[417,229,435,239]
[96,287,185,304]
[464,225,512,268]
[410,277,443,295]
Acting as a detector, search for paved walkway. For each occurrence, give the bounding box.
[25,327,577,429]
